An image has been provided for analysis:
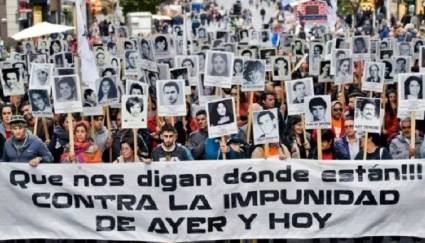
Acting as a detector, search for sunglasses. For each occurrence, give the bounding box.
[333,108,343,112]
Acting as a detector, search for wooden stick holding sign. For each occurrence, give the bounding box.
[67,113,75,162]
[133,128,138,162]
[363,92,373,160]
[246,91,254,143]
[410,111,416,159]
[105,106,113,162]
[317,128,322,159]
[42,118,50,143]
[33,117,39,136]
[301,114,309,157]
[221,136,227,160]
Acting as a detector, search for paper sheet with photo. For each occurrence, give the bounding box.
[206,97,238,138]
[303,95,331,129]
[272,56,291,81]
[330,49,350,75]
[1,67,25,96]
[232,57,244,85]
[253,108,280,145]
[96,76,119,106]
[285,78,314,115]
[52,74,83,114]
[126,80,149,96]
[204,50,234,88]
[309,42,324,76]
[397,73,425,112]
[334,57,353,84]
[156,79,187,117]
[121,95,148,129]
[198,74,219,105]
[29,63,54,90]
[28,89,53,118]
[318,60,333,83]
[362,62,385,93]
[82,87,103,116]
[354,97,382,133]
[241,59,266,92]
[175,55,199,86]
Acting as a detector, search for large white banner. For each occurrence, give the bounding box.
[0,159,424,241]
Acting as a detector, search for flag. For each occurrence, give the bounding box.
[76,0,99,90]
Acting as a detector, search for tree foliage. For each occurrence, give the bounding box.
[120,0,166,15]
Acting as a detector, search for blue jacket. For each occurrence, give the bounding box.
[334,136,351,160]
[205,133,249,160]
[2,134,53,163]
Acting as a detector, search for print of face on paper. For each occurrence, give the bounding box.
[253,108,280,145]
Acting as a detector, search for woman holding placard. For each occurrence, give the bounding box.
[282,115,312,159]
[60,121,102,163]
[114,139,140,163]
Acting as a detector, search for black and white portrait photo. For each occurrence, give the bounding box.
[197,27,208,40]
[124,50,140,76]
[379,49,393,60]
[382,59,394,82]
[139,38,154,61]
[170,67,189,86]
[37,39,50,54]
[241,59,266,92]
[309,42,324,75]
[95,50,109,69]
[413,39,424,55]
[253,108,280,145]
[82,88,98,107]
[335,57,353,84]
[96,76,119,105]
[52,74,82,113]
[362,62,385,92]
[232,58,244,85]
[121,95,148,129]
[397,73,425,112]
[28,89,53,117]
[176,55,199,85]
[398,42,412,56]
[304,95,331,129]
[156,79,186,117]
[318,60,332,83]
[126,80,148,95]
[153,34,174,59]
[82,88,103,116]
[272,56,291,81]
[240,49,254,58]
[1,67,25,96]
[239,29,249,43]
[197,74,218,104]
[206,97,238,138]
[117,26,129,38]
[330,49,350,75]
[352,36,370,56]
[354,97,381,133]
[204,51,234,88]
[393,56,410,75]
[285,78,314,115]
[259,48,276,71]
[292,39,304,56]
[29,63,53,89]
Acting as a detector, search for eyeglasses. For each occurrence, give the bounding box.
[401,126,411,129]
[333,108,343,112]
[344,125,354,128]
